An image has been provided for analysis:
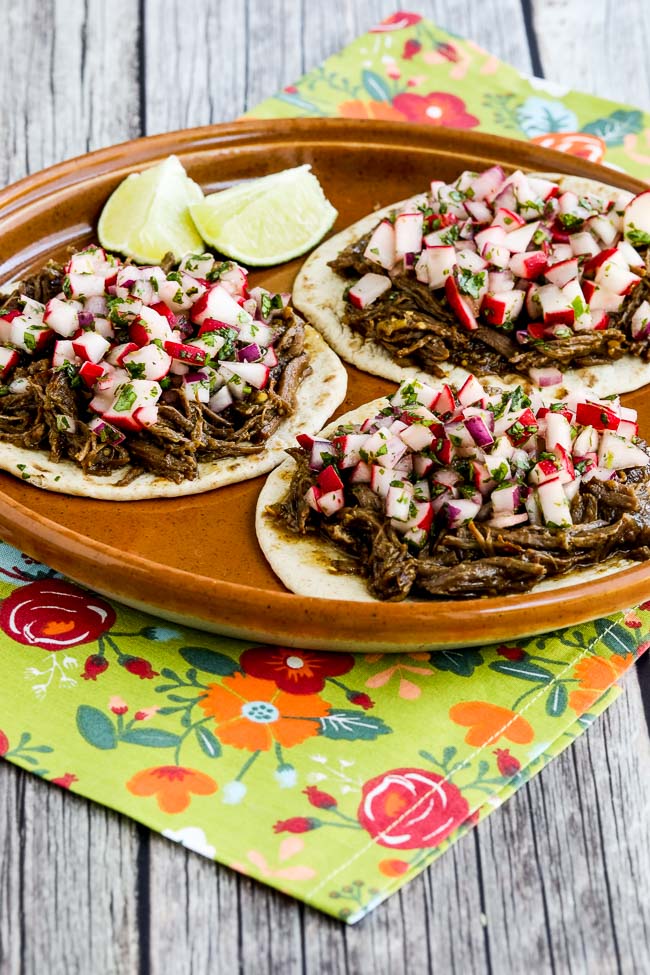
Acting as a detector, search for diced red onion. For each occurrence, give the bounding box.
[528,366,563,387]
[238,343,262,362]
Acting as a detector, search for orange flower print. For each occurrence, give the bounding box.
[199,673,330,752]
[338,99,404,121]
[530,132,606,164]
[449,701,534,747]
[568,655,628,715]
[127,766,217,813]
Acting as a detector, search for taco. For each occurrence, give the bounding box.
[293,168,650,399]
[256,374,650,602]
[0,247,347,498]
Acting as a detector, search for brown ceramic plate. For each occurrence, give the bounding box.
[0,119,649,652]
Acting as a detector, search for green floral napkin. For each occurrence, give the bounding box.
[1,10,649,923]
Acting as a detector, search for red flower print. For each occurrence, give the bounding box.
[494,748,521,777]
[497,644,526,661]
[639,600,650,611]
[51,773,78,789]
[371,11,422,31]
[530,132,606,164]
[402,38,421,60]
[348,692,374,710]
[436,41,460,63]
[0,730,8,756]
[357,767,470,850]
[0,580,116,651]
[624,610,642,629]
[240,646,354,694]
[81,654,109,680]
[127,766,217,813]
[273,817,320,834]
[392,92,479,129]
[121,656,159,679]
[109,696,128,715]
[303,786,337,809]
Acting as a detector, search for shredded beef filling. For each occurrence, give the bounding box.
[272,453,650,600]
[329,228,650,379]
[0,263,312,483]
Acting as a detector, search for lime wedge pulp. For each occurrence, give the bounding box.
[98,155,204,263]
[189,165,338,266]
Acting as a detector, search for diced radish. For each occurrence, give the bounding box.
[537,477,572,527]
[456,249,488,273]
[349,460,372,483]
[545,412,572,454]
[78,361,107,387]
[220,360,269,390]
[10,316,53,353]
[582,246,618,278]
[102,380,162,431]
[544,258,579,288]
[208,385,234,413]
[87,415,125,444]
[424,245,457,289]
[317,465,344,494]
[318,489,345,517]
[163,340,207,366]
[569,231,600,258]
[72,331,110,364]
[129,305,174,346]
[492,208,525,232]
[179,252,215,278]
[445,275,478,330]
[508,251,547,280]
[631,300,650,339]
[444,498,481,529]
[528,366,562,387]
[191,283,252,328]
[390,378,439,410]
[0,347,19,379]
[502,221,540,253]
[585,214,617,246]
[457,374,486,407]
[43,298,79,337]
[385,483,412,521]
[348,272,392,309]
[588,286,624,313]
[470,165,505,202]
[399,424,435,452]
[332,434,369,468]
[304,485,323,513]
[595,260,641,296]
[65,272,106,299]
[122,343,172,381]
[465,199,492,223]
[481,290,524,327]
[491,482,521,514]
[364,220,396,271]
[623,190,650,250]
[475,225,507,252]
[487,512,529,529]
[616,240,644,268]
[538,284,574,326]
[598,430,649,470]
[394,212,424,259]
[370,464,399,498]
[575,401,620,431]
[217,262,249,297]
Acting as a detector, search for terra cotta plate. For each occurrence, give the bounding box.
[1,118,650,651]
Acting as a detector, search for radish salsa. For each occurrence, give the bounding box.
[0,247,312,483]
[329,169,650,382]
[272,375,650,600]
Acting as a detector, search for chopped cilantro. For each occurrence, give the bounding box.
[457,268,486,300]
[439,223,460,245]
[625,224,650,248]
[113,385,137,412]
[125,361,146,379]
[558,212,584,230]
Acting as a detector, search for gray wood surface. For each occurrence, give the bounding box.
[1,1,650,972]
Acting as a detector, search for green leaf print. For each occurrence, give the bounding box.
[582,110,643,146]
[488,660,554,683]
[592,619,637,656]
[179,646,240,675]
[361,69,392,103]
[195,726,222,759]
[545,682,568,717]
[120,728,182,748]
[76,706,117,750]
[319,709,392,741]
[431,649,483,677]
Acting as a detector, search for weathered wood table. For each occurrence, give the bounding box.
[1,2,649,972]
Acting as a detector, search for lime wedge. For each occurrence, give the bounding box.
[98,155,204,263]
[189,165,338,266]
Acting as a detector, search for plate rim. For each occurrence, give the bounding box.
[0,117,648,651]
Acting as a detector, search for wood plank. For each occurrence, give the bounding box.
[531,0,650,110]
